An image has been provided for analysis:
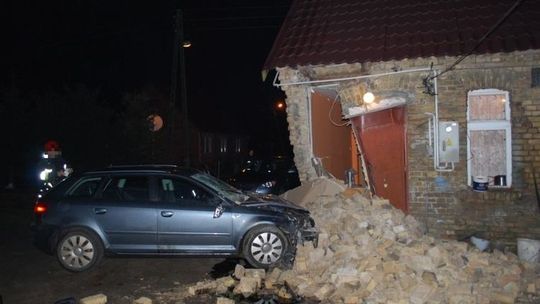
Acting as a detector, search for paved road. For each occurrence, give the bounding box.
[0,191,232,304]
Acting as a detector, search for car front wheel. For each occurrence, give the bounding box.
[243,225,289,269]
[56,228,103,272]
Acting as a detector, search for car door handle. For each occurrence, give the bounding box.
[94,208,107,214]
[161,211,174,217]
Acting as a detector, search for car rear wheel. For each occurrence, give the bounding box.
[243,225,289,269]
[56,229,103,272]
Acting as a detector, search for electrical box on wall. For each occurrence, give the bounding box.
[438,121,459,163]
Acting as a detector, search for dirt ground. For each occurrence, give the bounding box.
[0,191,234,304]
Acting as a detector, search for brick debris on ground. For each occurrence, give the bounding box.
[82,185,540,303]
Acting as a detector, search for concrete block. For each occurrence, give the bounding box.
[383,261,404,274]
[405,255,435,274]
[233,277,260,298]
[421,271,438,286]
[314,283,335,300]
[133,297,152,304]
[409,284,435,304]
[359,272,372,285]
[332,267,360,286]
[188,281,217,296]
[366,279,377,292]
[214,276,237,294]
[491,292,515,304]
[79,294,107,304]
[244,268,265,280]
[216,297,235,304]
[393,225,406,234]
[293,256,308,273]
[309,248,326,262]
[527,283,536,294]
[276,286,293,300]
[233,264,245,278]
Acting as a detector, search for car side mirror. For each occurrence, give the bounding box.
[213,203,224,219]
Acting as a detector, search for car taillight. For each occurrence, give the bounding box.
[34,202,48,215]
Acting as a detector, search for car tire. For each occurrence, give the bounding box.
[243,225,289,269]
[56,228,103,272]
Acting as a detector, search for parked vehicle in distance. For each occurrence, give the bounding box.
[32,165,318,272]
[228,157,301,195]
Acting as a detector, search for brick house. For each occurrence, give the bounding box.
[264,0,540,247]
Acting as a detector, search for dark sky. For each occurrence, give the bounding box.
[4,0,290,132]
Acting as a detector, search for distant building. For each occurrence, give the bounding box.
[195,130,249,178]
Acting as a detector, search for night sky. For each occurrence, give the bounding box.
[3,0,291,183]
[5,0,289,123]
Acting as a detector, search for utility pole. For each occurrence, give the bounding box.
[169,9,190,167]
[178,10,191,167]
[169,10,181,163]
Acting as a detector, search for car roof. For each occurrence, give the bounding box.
[83,165,201,176]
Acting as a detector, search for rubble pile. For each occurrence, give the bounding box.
[180,188,540,303]
[282,191,539,303]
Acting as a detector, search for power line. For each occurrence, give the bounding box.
[187,15,285,22]
[184,5,290,12]
[428,0,525,81]
[191,25,280,32]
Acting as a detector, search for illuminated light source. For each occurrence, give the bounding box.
[276,101,285,109]
[34,202,48,214]
[182,41,192,48]
[147,114,164,132]
[39,168,53,181]
[363,92,375,104]
[445,126,453,132]
[501,98,506,103]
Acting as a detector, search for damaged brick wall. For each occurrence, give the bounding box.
[277,49,540,248]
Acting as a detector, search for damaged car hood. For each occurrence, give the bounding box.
[241,193,308,213]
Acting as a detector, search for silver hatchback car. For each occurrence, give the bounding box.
[32,165,318,272]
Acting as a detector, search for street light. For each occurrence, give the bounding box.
[170,9,191,167]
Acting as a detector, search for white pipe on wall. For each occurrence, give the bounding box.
[431,71,454,172]
[273,68,432,87]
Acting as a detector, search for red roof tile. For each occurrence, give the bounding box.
[264,0,540,69]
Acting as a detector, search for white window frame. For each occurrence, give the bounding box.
[466,89,512,187]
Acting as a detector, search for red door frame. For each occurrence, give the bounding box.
[351,106,409,212]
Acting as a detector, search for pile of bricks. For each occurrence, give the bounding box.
[281,191,539,303]
[182,190,539,303]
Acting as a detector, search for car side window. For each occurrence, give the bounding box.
[66,177,102,198]
[160,177,214,204]
[102,176,149,202]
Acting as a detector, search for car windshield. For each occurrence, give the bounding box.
[191,172,248,204]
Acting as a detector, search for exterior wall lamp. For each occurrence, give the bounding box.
[363,92,375,104]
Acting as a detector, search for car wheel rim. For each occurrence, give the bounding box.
[250,232,283,264]
[60,235,95,269]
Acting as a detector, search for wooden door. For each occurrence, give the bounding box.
[351,107,408,212]
[311,92,354,180]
